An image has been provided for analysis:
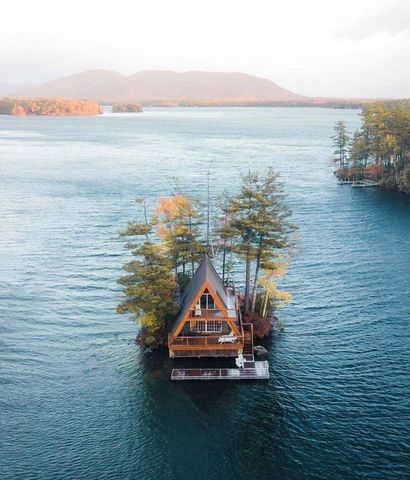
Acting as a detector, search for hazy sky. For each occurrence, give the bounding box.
[1,0,409,97]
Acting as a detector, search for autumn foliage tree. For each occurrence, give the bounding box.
[154,195,205,289]
[117,195,205,347]
[0,97,102,116]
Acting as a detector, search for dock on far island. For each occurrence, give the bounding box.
[338,179,379,188]
[171,354,269,381]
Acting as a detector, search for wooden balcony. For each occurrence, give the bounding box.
[168,334,244,349]
[186,308,238,320]
[168,330,244,358]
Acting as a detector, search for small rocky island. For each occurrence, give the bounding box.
[0,97,102,116]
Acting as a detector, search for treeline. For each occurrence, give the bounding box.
[141,98,377,109]
[0,97,102,116]
[112,102,143,113]
[333,100,410,193]
[117,170,295,348]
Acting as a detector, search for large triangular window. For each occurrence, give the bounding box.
[200,289,215,310]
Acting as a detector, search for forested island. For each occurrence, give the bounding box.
[0,97,102,116]
[333,100,410,194]
[112,102,143,113]
[117,170,295,348]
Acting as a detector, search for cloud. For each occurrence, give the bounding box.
[0,0,409,97]
[334,0,410,39]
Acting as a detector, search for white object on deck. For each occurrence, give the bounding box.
[235,353,245,368]
[218,333,238,344]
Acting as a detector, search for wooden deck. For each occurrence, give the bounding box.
[171,355,269,381]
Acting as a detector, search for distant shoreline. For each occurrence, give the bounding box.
[138,99,371,109]
[2,96,408,116]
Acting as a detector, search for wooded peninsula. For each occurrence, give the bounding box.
[333,100,410,194]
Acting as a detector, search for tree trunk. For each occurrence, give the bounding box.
[250,254,261,313]
[222,244,226,283]
[262,291,269,318]
[143,200,149,240]
[244,254,251,315]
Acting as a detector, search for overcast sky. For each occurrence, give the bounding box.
[1,0,409,97]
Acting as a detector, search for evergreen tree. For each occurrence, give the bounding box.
[225,169,294,315]
[249,170,294,313]
[215,192,237,283]
[332,120,350,170]
[225,171,259,314]
[117,200,178,347]
[117,242,178,347]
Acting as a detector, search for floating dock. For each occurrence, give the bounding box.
[171,355,269,381]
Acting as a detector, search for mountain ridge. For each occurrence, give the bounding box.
[13,69,305,102]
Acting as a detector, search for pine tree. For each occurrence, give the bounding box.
[117,242,178,347]
[332,120,350,170]
[248,170,294,313]
[225,170,294,315]
[216,192,237,283]
[226,171,259,314]
[117,199,178,348]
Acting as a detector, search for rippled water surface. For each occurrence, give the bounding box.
[1,108,409,480]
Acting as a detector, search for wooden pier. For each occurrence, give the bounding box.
[171,354,269,381]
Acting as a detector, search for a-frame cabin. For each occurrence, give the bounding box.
[168,255,253,358]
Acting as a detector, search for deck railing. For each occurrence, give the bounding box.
[187,308,238,319]
[168,334,244,348]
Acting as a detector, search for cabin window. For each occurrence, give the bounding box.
[200,290,216,310]
[195,321,222,333]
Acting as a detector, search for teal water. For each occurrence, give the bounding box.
[0,108,409,480]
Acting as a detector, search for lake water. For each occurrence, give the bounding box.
[0,108,409,480]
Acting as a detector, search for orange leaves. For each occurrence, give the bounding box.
[365,164,384,179]
[0,97,102,116]
[155,194,194,219]
[155,194,199,240]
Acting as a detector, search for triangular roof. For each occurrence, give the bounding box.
[171,255,228,332]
